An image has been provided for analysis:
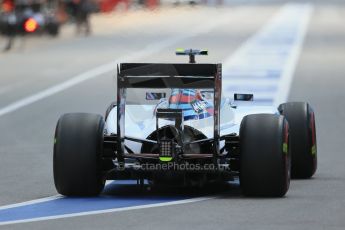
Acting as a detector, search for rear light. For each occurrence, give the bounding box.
[159,140,174,162]
[24,18,38,33]
[160,140,173,157]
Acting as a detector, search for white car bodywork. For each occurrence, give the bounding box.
[105,98,278,154]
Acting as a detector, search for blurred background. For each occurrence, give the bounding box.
[0,0,224,51]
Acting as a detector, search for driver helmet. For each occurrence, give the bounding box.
[168,89,214,121]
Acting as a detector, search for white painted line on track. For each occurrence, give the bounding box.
[0,195,62,211]
[0,196,214,226]
[0,182,114,211]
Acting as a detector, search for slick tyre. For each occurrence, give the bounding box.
[240,114,290,197]
[54,113,105,196]
[278,102,317,179]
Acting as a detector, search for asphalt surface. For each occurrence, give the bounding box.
[1,1,345,229]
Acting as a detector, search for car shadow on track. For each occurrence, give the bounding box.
[101,179,243,199]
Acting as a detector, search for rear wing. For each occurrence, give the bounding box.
[116,63,222,162]
[118,63,218,88]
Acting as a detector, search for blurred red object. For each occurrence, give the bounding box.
[99,0,130,13]
[24,18,39,33]
[2,0,14,12]
[145,0,157,10]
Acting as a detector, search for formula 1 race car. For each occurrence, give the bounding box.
[53,49,317,197]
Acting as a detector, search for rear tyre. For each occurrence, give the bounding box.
[278,102,317,179]
[240,114,290,197]
[54,113,105,196]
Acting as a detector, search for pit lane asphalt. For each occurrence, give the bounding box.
[0,1,345,229]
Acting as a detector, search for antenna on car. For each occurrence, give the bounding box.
[175,48,208,63]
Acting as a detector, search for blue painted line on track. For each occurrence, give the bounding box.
[0,181,190,223]
[0,197,184,223]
